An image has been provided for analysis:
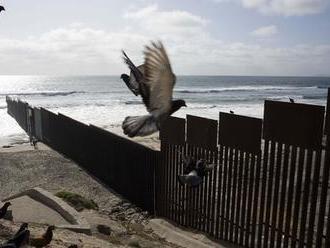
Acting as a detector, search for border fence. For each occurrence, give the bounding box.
[5,89,330,247]
[6,96,157,213]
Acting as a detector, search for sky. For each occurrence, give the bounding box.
[0,0,330,76]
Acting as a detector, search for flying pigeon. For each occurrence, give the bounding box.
[120,51,145,96]
[230,110,234,114]
[182,156,196,174]
[178,159,216,187]
[122,41,187,137]
[0,6,5,13]
[178,170,202,187]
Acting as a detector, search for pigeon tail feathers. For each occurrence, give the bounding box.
[122,115,158,137]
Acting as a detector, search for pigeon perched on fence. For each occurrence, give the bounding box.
[0,202,11,219]
[178,158,216,187]
[0,6,5,13]
[122,41,187,137]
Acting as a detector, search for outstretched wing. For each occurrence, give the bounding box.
[143,41,175,116]
[122,51,143,93]
[129,64,144,85]
[128,64,144,96]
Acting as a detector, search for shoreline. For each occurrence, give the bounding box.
[1,125,160,152]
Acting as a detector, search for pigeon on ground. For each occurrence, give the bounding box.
[6,223,29,244]
[29,226,55,248]
[122,41,187,137]
[0,6,5,13]
[289,98,295,103]
[178,159,216,187]
[0,202,11,219]
[120,51,145,96]
[30,137,38,149]
[5,229,30,248]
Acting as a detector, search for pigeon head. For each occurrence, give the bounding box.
[196,159,205,169]
[48,225,55,231]
[120,74,130,84]
[182,156,196,174]
[120,74,129,80]
[21,223,29,229]
[171,99,187,114]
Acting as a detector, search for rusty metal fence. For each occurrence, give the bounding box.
[158,93,330,247]
[6,89,330,247]
[6,97,158,213]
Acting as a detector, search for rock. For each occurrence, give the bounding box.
[109,207,121,214]
[128,239,141,247]
[122,202,132,209]
[130,223,144,232]
[134,207,142,213]
[116,213,126,221]
[2,145,13,148]
[126,209,136,216]
[96,224,112,235]
[141,211,149,217]
[68,245,79,248]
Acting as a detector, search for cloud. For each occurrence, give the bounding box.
[214,0,329,16]
[124,4,208,37]
[0,24,150,75]
[0,5,329,76]
[251,25,278,37]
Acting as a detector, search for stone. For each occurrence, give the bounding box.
[116,213,126,221]
[96,224,112,235]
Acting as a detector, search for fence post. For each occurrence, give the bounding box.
[261,100,324,248]
[158,117,186,219]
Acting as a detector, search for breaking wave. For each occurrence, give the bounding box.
[175,86,318,94]
[1,91,85,97]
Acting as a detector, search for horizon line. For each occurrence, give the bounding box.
[1,74,330,78]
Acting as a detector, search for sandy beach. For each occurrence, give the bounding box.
[0,139,174,247]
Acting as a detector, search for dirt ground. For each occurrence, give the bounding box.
[0,144,179,247]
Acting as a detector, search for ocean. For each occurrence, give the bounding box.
[0,75,329,146]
